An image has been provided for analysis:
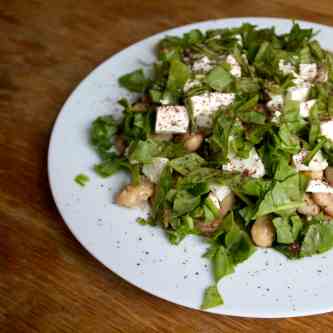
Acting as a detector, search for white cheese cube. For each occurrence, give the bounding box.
[279,59,295,75]
[190,92,235,128]
[142,157,169,184]
[299,63,317,81]
[320,120,333,142]
[306,180,333,193]
[183,79,201,93]
[299,99,316,118]
[209,184,231,202]
[192,56,215,73]
[208,193,220,209]
[292,149,328,172]
[155,106,189,134]
[287,83,311,102]
[222,148,265,178]
[226,55,241,78]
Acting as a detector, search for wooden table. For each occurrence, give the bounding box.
[2,1,333,331]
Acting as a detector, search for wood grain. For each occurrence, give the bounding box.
[1,1,333,332]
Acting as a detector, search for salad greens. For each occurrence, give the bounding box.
[88,22,333,309]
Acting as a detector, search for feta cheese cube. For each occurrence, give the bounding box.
[192,56,215,73]
[222,148,265,178]
[287,83,311,102]
[299,99,316,118]
[155,106,189,134]
[292,149,328,172]
[306,180,333,193]
[226,55,241,78]
[209,184,231,202]
[208,193,220,209]
[190,92,235,128]
[142,157,169,183]
[320,120,333,142]
[279,59,295,75]
[299,63,317,81]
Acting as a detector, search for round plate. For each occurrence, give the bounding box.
[48,17,333,318]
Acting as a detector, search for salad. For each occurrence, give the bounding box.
[89,22,333,309]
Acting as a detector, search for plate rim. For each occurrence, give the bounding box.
[48,17,333,318]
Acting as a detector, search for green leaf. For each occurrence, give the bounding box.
[228,230,256,264]
[167,59,190,92]
[283,22,314,51]
[300,223,333,257]
[173,190,201,216]
[170,153,206,176]
[256,174,304,217]
[94,159,126,178]
[129,139,163,164]
[183,29,204,45]
[152,165,173,218]
[178,168,222,186]
[118,69,149,92]
[213,246,234,282]
[274,157,297,181]
[74,174,90,186]
[201,285,224,310]
[206,65,233,91]
[239,111,266,125]
[90,116,118,152]
[240,178,271,197]
[272,217,294,244]
[277,124,300,154]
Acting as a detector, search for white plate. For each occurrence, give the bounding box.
[48,17,333,318]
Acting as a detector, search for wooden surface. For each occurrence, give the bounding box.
[2,1,333,332]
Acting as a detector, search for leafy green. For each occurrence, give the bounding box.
[74,174,90,186]
[272,215,303,244]
[129,139,163,164]
[201,285,223,309]
[173,190,201,216]
[118,69,149,92]
[167,59,190,93]
[170,153,206,176]
[239,178,271,197]
[152,165,173,218]
[206,65,233,91]
[90,116,118,152]
[213,246,235,282]
[300,223,333,257]
[256,174,304,217]
[282,22,315,51]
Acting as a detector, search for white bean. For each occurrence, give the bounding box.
[325,167,333,186]
[251,216,275,248]
[297,194,320,216]
[182,133,204,152]
[116,179,154,208]
[312,192,333,217]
